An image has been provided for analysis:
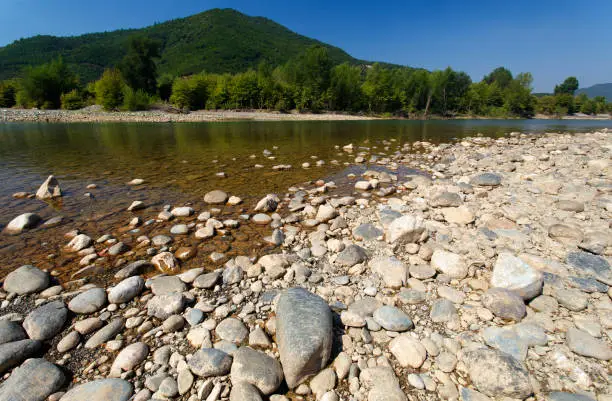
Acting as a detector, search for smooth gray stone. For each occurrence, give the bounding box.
[68,288,107,314]
[84,318,125,349]
[193,271,221,289]
[483,327,528,361]
[481,288,526,321]
[147,294,185,319]
[229,381,263,401]
[230,347,284,395]
[108,276,145,304]
[431,191,463,207]
[60,378,133,401]
[0,339,42,374]
[463,348,532,398]
[276,288,333,388]
[352,223,383,241]
[23,301,68,340]
[0,320,27,345]
[150,276,186,295]
[114,260,153,279]
[188,348,233,377]
[566,327,612,360]
[566,251,610,276]
[335,245,368,267]
[372,306,413,332]
[547,392,596,401]
[470,172,502,186]
[0,358,64,401]
[216,318,248,344]
[430,299,457,323]
[3,265,49,295]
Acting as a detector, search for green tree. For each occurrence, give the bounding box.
[0,80,17,108]
[554,76,579,95]
[95,68,125,110]
[329,63,363,111]
[60,89,84,110]
[18,58,78,109]
[484,67,513,89]
[157,74,175,101]
[119,35,161,95]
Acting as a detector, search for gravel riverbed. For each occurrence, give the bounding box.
[0,130,610,401]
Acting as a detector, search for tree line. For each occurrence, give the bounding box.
[0,36,610,117]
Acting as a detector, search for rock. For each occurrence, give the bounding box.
[127,201,146,211]
[23,301,68,340]
[59,379,133,401]
[389,334,427,368]
[195,226,215,239]
[254,194,280,212]
[147,294,185,319]
[150,276,186,295]
[316,205,338,223]
[547,392,596,401]
[177,369,194,395]
[276,288,333,388]
[491,253,543,300]
[68,288,107,314]
[110,342,149,376]
[0,358,64,401]
[566,327,612,360]
[3,265,49,295]
[359,367,407,401]
[354,181,372,190]
[258,254,289,278]
[35,175,62,200]
[310,368,336,400]
[171,206,194,217]
[57,331,80,353]
[204,190,229,204]
[0,321,26,345]
[460,388,493,401]
[170,224,189,235]
[188,348,233,377]
[0,339,42,374]
[431,249,468,279]
[108,242,129,256]
[335,245,368,267]
[108,276,144,304]
[230,347,284,395]
[74,318,103,335]
[5,213,41,234]
[463,348,532,398]
[114,260,153,279]
[193,271,221,289]
[65,234,92,252]
[152,235,173,246]
[430,299,458,323]
[352,223,384,241]
[372,306,413,331]
[552,288,588,312]
[151,252,179,273]
[481,288,526,321]
[385,215,425,244]
[84,318,125,349]
[441,206,475,224]
[566,251,610,278]
[229,381,263,401]
[252,214,272,225]
[369,256,408,288]
[470,172,502,186]
[216,318,248,344]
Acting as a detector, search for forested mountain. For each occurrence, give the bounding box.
[576,83,612,101]
[0,8,359,82]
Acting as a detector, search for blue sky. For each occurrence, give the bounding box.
[1,0,610,92]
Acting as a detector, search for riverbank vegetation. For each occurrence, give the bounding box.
[1,38,610,118]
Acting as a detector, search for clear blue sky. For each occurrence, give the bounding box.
[1,0,610,92]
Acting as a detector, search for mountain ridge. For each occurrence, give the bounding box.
[0,8,363,82]
[576,83,612,101]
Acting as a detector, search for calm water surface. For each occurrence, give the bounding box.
[0,119,609,280]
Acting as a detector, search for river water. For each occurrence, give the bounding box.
[0,119,610,281]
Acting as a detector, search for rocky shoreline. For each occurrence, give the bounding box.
[0,130,611,401]
[0,108,375,123]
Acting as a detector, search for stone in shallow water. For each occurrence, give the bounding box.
[352,223,383,241]
[372,306,413,332]
[151,252,179,274]
[5,213,41,234]
[463,348,532,398]
[230,346,284,395]
[2,265,49,295]
[59,378,133,401]
[276,288,333,388]
[0,358,64,401]
[204,190,228,204]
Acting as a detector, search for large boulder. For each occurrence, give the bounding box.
[3,265,49,295]
[276,288,333,388]
[0,339,42,374]
[35,175,62,200]
[491,253,543,300]
[230,347,284,395]
[0,358,64,401]
[60,379,133,401]
[5,213,41,234]
[463,348,533,398]
[23,301,68,340]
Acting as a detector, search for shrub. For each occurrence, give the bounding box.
[95,69,125,111]
[19,58,77,109]
[60,89,84,110]
[0,81,17,108]
[169,78,193,109]
[122,87,151,111]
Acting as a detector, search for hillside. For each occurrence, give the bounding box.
[0,8,359,82]
[576,83,612,101]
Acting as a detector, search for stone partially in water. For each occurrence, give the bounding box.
[35,175,62,200]
[0,358,65,401]
[151,252,179,273]
[3,265,49,295]
[276,288,333,388]
[5,213,41,234]
[65,234,92,252]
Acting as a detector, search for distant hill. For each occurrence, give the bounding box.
[576,83,612,101]
[0,8,362,83]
